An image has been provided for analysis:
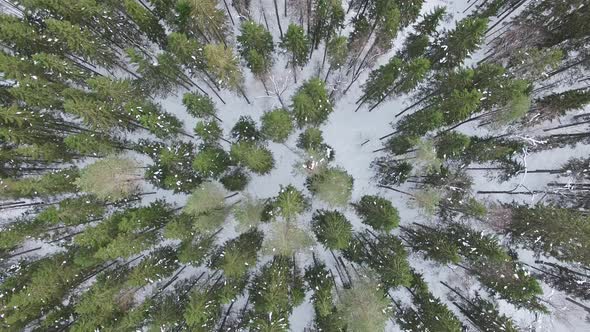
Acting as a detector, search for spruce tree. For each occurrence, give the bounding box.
[291,78,333,127]
[311,209,353,250]
[280,24,310,81]
[237,20,274,77]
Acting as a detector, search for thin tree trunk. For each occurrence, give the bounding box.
[273,0,284,38]
[377,184,413,197]
[222,0,235,25]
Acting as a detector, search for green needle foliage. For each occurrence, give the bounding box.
[312,209,353,250]
[233,196,266,232]
[291,78,333,127]
[237,20,274,77]
[260,108,294,143]
[230,142,275,175]
[336,277,392,332]
[220,167,250,191]
[183,92,217,119]
[75,156,142,201]
[353,195,400,232]
[211,228,264,279]
[307,166,353,206]
[273,184,309,221]
[192,145,231,178]
[0,167,79,199]
[183,182,226,216]
[263,221,315,256]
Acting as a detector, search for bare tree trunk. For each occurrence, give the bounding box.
[273,0,284,38]
[223,0,235,25]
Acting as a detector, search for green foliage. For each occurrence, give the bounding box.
[126,247,179,287]
[326,35,348,69]
[273,184,309,221]
[220,167,250,191]
[291,78,333,127]
[230,142,275,174]
[75,156,141,201]
[194,120,223,144]
[177,235,216,265]
[184,288,221,331]
[0,168,78,199]
[260,108,294,143]
[204,43,243,91]
[64,132,120,156]
[192,145,230,178]
[280,24,310,68]
[141,140,201,193]
[183,92,217,119]
[263,221,315,256]
[404,225,461,264]
[233,196,266,232]
[399,272,462,332]
[231,115,261,142]
[248,256,306,331]
[237,20,274,75]
[183,182,226,216]
[336,278,392,332]
[433,17,488,68]
[510,205,590,265]
[304,259,343,331]
[0,255,87,329]
[346,232,413,288]
[435,131,471,160]
[312,210,353,250]
[307,167,353,206]
[353,195,400,231]
[36,195,105,226]
[211,228,263,278]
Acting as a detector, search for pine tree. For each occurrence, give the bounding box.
[304,257,343,331]
[262,185,305,222]
[336,277,392,331]
[230,142,275,175]
[231,115,262,142]
[203,43,245,93]
[430,17,488,69]
[142,140,201,193]
[398,272,462,332]
[192,145,231,178]
[509,205,590,265]
[211,228,264,279]
[353,195,400,231]
[233,196,266,232]
[291,78,333,127]
[306,166,353,206]
[280,24,310,82]
[183,92,219,120]
[237,20,274,77]
[312,209,353,250]
[248,256,306,330]
[175,0,229,44]
[260,108,294,143]
[75,156,142,201]
[220,167,250,191]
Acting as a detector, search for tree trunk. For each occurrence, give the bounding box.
[484,0,527,35]
[222,0,235,25]
[544,119,590,132]
[273,0,284,38]
[377,184,414,197]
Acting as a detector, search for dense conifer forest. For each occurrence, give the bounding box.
[0,0,589,330]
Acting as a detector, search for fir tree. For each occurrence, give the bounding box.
[312,209,353,250]
[291,78,333,127]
